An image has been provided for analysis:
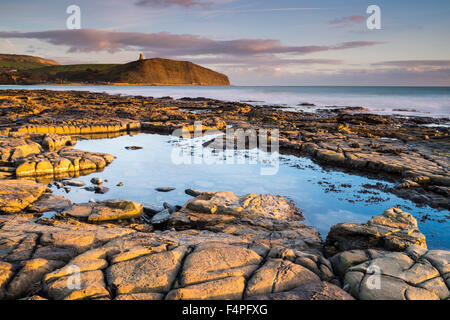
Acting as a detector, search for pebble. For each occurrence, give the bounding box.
[90,177,103,185]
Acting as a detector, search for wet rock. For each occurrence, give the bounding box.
[163,202,179,214]
[143,204,164,216]
[151,209,171,225]
[94,185,109,194]
[62,180,85,187]
[185,188,204,197]
[116,182,124,187]
[326,207,427,254]
[60,199,143,223]
[155,187,175,192]
[0,180,46,213]
[90,177,103,185]
[248,281,354,300]
[125,146,143,150]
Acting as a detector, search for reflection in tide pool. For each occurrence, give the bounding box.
[50,133,449,250]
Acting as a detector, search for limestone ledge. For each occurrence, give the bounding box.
[1,186,448,300]
[0,134,115,178]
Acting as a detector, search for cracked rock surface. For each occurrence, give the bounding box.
[330,246,450,300]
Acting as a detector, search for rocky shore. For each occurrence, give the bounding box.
[0,89,449,300]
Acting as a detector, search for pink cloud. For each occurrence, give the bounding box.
[0,29,383,57]
[135,0,215,8]
[329,15,364,26]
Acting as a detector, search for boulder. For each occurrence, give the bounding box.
[326,207,427,254]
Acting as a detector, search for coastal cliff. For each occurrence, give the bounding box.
[0,54,230,86]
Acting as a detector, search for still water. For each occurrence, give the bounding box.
[49,133,449,250]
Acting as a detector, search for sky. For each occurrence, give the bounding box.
[0,0,449,85]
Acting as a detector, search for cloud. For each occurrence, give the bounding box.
[329,15,364,27]
[135,0,215,8]
[188,56,342,67]
[373,60,450,68]
[0,29,383,57]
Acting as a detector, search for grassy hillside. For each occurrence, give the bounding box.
[105,58,230,85]
[0,55,230,86]
[29,64,118,75]
[0,54,59,71]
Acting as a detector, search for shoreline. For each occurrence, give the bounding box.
[0,88,449,301]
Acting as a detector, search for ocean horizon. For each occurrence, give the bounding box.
[2,85,450,118]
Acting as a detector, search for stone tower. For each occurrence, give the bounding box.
[139,53,144,61]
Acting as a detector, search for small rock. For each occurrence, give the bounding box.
[54,182,64,189]
[90,177,103,185]
[163,202,180,214]
[125,146,143,150]
[94,186,109,194]
[117,182,124,187]
[63,187,71,193]
[155,187,175,192]
[185,189,203,197]
[84,186,96,192]
[143,204,164,216]
[62,180,86,187]
[151,209,171,225]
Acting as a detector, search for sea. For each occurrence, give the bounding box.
[1,85,450,118]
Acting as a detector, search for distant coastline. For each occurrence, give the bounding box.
[0,54,230,86]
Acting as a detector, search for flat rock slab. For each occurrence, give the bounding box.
[0,214,337,300]
[184,191,303,220]
[248,281,354,300]
[326,207,427,254]
[331,246,450,300]
[0,136,42,162]
[60,199,143,223]
[106,246,188,295]
[0,179,46,213]
[168,191,321,252]
[27,194,71,214]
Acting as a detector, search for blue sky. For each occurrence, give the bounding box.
[0,0,449,85]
